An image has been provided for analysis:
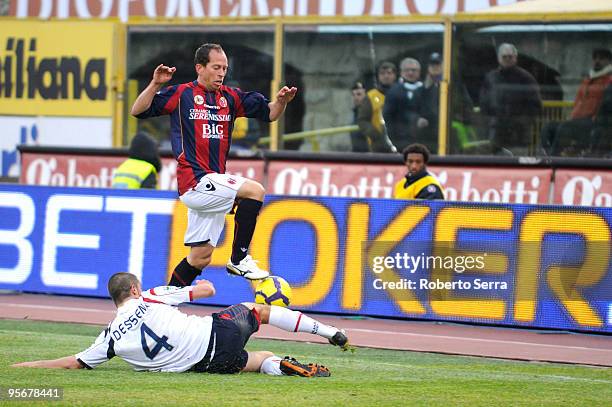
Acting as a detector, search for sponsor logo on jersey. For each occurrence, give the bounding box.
[219,97,227,108]
[189,109,231,121]
[227,178,237,185]
[202,123,224,139]
[194,95,204,105]
[158,286,179,293]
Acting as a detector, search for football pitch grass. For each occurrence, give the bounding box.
[1,319,611,406]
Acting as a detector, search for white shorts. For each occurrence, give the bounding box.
[179,173,247,247]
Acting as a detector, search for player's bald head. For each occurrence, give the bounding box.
[108,273,141,306]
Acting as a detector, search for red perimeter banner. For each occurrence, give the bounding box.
[19,152,264,191]
[267,161,552,204]
[553,169,612,207]
[24,150,612,207]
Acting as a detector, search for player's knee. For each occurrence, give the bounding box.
[239,180,265,201]
[253,303,270,323]
[252,181,265,200]
[241,302,270,324]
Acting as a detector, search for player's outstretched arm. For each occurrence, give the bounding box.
[130,64,176,116]
[12,355,83,369]
[268,86,297,121]
[191,279,216,300]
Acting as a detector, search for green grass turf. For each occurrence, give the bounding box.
[0,319,611,406]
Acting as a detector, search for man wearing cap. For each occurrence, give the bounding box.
[417,52,443,153]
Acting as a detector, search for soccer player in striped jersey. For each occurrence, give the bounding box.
[130,43,298,284]
[13,273,349,377]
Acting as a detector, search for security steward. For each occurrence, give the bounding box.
[393,143,444,200]
[112,132,161,189]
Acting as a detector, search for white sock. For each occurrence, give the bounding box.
[260,355,283,375]
[269,306,338,339]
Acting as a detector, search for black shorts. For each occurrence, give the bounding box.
[190,304,261,374]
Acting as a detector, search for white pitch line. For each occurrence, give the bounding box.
[347,327,612,352]
[2,303,115,314]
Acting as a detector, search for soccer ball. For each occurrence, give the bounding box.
[254,276,292,307]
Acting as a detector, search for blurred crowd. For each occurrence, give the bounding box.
[348,45,611,158]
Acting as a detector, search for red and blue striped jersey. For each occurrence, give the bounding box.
[136,81,271,195]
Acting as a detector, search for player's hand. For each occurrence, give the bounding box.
[195,279,213,287]
[276,86,297,105]
[193,279,215,299]
[152,64,176,85]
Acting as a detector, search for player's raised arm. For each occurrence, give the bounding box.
[143,281,215,304]
[268,86,297,121]
[131,64,176,116]
[12,355,83,369]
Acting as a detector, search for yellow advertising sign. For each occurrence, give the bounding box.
[0,21,115,117]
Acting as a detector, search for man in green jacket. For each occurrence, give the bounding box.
[112,132,162,189]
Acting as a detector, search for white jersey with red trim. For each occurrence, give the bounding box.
[75,286,213,372]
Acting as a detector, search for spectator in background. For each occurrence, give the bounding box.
[449,73,477,154]
[383,58,428,152]
[479,43,542,156]
[418,52,444,153]
[112,132,161,189]
[356,62,397,153]
[590,84,612,158]
[543,48,612,156]
[349,81,369,152]
[394,143,444,200]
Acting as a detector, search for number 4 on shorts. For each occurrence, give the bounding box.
[140,323,174,359]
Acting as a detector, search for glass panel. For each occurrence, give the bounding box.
[282,24,444,154]
[126,26,274,150]
[451,23,612,157]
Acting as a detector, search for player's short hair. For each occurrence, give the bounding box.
[402,143,431,164]
[194,43,224,66]
[108,273,140,305]
[352,81,365,91]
